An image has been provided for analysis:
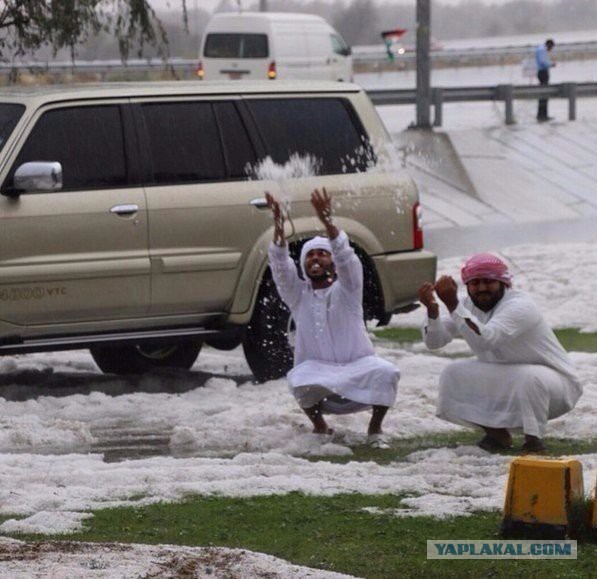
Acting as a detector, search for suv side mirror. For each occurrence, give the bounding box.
[345,46,352,56]
[9,161,63,195]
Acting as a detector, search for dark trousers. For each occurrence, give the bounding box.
[537,69,550,119]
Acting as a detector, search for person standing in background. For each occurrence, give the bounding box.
[535,38,556,122]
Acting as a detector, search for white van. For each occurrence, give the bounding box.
[197,12,353,82]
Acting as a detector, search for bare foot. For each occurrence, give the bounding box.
[313,427,334,435]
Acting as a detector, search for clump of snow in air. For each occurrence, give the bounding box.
[250,154,321,218]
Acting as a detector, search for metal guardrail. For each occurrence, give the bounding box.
[1,39,596,79]
[368,82,597,126]
[352,41,597,64]
[1,58,596,127]
[0,58,200,81]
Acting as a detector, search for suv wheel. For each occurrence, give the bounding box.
[90,341,202,375]
[243,277,294,383]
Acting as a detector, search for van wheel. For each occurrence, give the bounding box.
[243,277,294,383]
[90,341,202,375]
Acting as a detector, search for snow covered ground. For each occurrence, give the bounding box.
[0,537,357,578]
[0,242,595,550]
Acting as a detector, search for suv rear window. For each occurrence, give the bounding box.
[247,98,374,175]
[204,33,269,58]
[0,104,25,154]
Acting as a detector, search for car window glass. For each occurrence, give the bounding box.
[141,102,226,185]
[331,34,350,56]
[213,102,257,179]
[7,105,127,192]
[0,104,25,154]
[204,34,269,58]
[246,98,373,175]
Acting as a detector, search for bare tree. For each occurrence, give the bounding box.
[0,0,188,61]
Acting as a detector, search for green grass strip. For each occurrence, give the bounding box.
[374,327,597,353]
[9,494,595,578]
[312,432,597,465]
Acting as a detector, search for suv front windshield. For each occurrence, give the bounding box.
[0,104,25,154]
[204,33,269,58]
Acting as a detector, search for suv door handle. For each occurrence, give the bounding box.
[250,198,269,209]
[110,204,139,216]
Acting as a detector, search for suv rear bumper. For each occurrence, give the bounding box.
[372,249,437,314]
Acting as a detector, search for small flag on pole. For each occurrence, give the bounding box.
[381,28,407,40]
[381,29,407,61]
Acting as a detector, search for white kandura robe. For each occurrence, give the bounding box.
[423,290,582,437]
[268,231,399,413]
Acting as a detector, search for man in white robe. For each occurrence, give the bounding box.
[418,253,582,453]
[266,188,399,447]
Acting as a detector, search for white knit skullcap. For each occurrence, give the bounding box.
[299,236,332,278]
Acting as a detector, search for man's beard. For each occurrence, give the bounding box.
[470,284,506,312]
[307,268,334,282]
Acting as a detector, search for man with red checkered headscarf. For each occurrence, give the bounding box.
[417,253,582,454]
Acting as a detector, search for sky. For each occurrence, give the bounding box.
[152,0,559,16]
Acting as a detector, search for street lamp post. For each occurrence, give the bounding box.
[416,0,432,128]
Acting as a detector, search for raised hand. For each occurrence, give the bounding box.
[434,275,459,312]
[266,191,285,246]
[418,282,439,319]
[310,188,338,240]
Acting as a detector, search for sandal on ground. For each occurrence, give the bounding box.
[521,438,546,454]
[477,434,512,453]
[367,433,390,450]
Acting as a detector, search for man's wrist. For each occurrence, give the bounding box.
[444,298,459,313]
[427,304,439,319]
[324,220,339,239]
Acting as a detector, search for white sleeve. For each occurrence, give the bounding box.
[268,242,302,310]
[449,297,541,351]
[422,315,458,350]
[330,230,362,296]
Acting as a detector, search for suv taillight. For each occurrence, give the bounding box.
[267,61,277,80]
[196,61,204,79]
[413,202,424,249]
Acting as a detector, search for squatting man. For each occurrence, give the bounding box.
[418,253,582,453]
[266,188,399,448]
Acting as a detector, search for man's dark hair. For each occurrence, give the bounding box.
[546,39,555,49]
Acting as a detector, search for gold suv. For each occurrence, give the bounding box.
[0,81,436,381]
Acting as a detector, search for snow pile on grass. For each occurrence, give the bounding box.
[0,538,357,579]
[1,447,596,535]
[0,241,594,537]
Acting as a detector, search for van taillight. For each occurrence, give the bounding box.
[267,61,277,80]
[413,202,424,249]
[196,61,205,79]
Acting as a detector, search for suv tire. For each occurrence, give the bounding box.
[90,341,203,375]
[243,277,294,383]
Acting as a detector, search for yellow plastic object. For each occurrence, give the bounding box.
[503,457,584,526]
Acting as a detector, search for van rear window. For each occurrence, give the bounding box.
[204,33,269,58]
